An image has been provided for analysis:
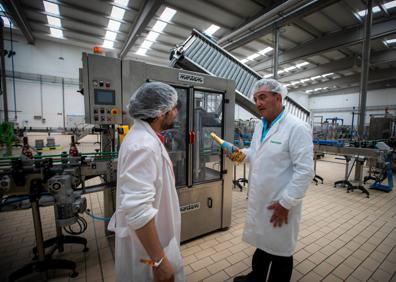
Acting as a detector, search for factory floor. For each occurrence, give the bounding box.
[0,135,395,281]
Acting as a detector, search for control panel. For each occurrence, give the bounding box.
[82,53,122,125]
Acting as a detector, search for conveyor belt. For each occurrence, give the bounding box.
[170,29,310,122]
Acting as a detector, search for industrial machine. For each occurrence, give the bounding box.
[82,53,235,241]
[0,149,117,280]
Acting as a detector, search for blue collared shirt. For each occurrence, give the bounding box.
[261,110,284,143]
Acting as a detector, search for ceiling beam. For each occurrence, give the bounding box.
[292,19,322,38]
[164,2,233,31]
[294,67,396,92]
[2,0,34,44]
[219,0,339,51]
[254,17,396,71]
[339,0,363,23]
[280,49,396,82]
[307,79,396,97]
[119,0,163,59]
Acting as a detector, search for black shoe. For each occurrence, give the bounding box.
[234,273,256,282]
[233,275,249,282]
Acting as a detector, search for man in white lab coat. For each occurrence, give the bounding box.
[234,79,314,282]
[108,82,184,282]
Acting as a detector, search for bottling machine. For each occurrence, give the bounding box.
[82,53,235,241]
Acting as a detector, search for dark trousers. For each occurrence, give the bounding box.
[249,248,293,282]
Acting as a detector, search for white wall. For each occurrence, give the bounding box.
[2,35,88,128]
[4,35,89,79]
[309,88,396,125]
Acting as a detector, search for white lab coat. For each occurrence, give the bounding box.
[108,119,184,282]
[242,112,314,257]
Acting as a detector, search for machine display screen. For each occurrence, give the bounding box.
[94,89,115,105]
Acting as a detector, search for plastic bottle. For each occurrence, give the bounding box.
[210,132,246,164]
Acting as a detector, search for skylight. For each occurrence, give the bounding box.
[152,21,167,32]
[136,48,147,56]
[384,38,396,45]
[47,16,61,27]
[103,2,128,48]
[258,47,273,55]
[136,6,177,56]
[204,24,220,36]
[1,16,12,27]
[110,6,125,20]
[146,31,160,42]
[296,62,309,68]
[240,59,249,63]
[50,27,63,38]
[159,7,176,22]
[105,31,117,41]
[113,0,129,7]
[263,74,273,78]
[107,20,121,31]
[141,40,153,49]
[43,1,60,15]
[103,40,114,49]
[247,53,260,61]
[356,0,396,17]
[284,66,297,72]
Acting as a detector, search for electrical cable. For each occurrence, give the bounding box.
[85,208,111,221]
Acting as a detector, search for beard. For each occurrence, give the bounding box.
[161,118,175,130]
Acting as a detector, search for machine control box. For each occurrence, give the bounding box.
[82,53,122,125]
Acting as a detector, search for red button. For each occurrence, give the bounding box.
[105,82,111,88]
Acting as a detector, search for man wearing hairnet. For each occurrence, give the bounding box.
[108,82,184,282]
[233,79,314,282]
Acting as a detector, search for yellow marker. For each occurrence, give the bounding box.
[210,132,246,164]
[117,125,129,144]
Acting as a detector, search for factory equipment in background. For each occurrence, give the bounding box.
[82,53,235,241]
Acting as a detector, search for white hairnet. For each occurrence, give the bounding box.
[128,82,178,120]
[250,78,288,100]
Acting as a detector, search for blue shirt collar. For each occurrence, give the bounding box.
[261,108,284,130]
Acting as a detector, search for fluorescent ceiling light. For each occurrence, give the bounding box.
[43,1,60,15]
[240,58,249,63]
[107,19,121,31]
[311,75,322,80]
[114,0,129,7]
[152,20,167,32]
[204,24,220,36]
[291,81,299,85]
[105,30,117,41]
[385,38,396,44]
[300,78,310,83]
[146,31,160,42]
[47,16,61,27]
[296,62,309,68]
[103,39,114,49]
[141,40,153,49]
[278,70,285,74]
[314,88,322,91]
[306,90,313,93]
[258,47,273,55]
[264,74,273,78]
[284,84,290,87]
[322,73,334,77]
[50,27,63,38]
[159,7,176,22]
[284,66,297,72]
[110,6,125,20]
[136,48,147,56]
[247,53,260,60]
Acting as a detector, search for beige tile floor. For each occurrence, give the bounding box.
[1,141,396,281]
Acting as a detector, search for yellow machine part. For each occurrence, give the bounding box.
[117,125,129,144]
